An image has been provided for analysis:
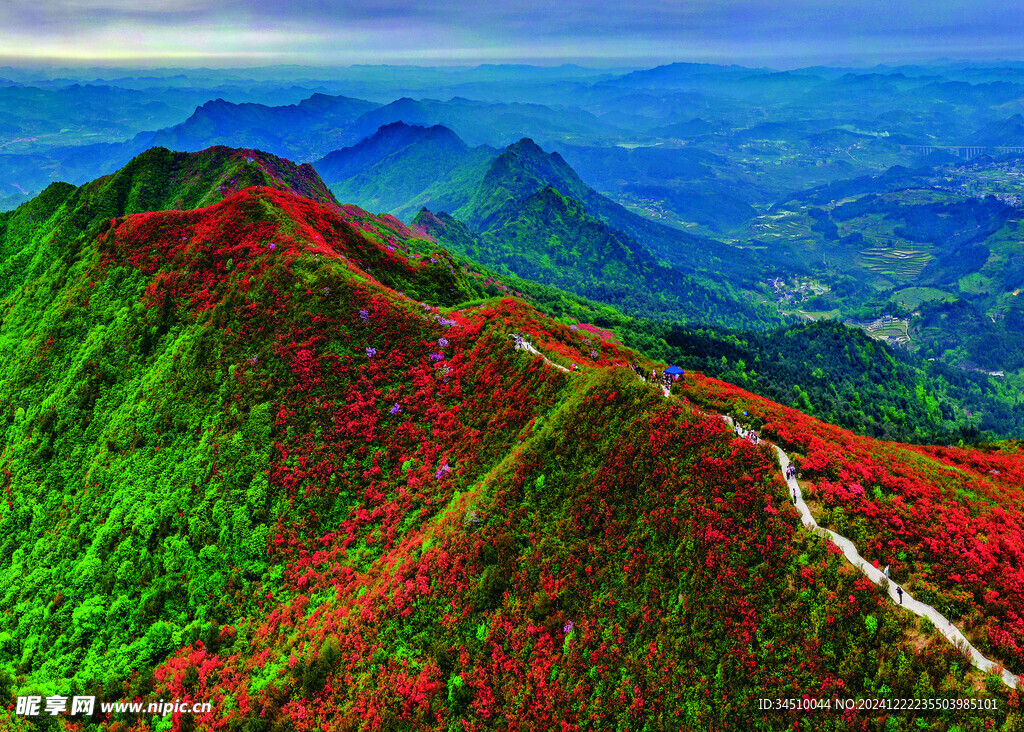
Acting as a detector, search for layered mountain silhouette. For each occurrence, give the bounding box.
[340,95,617,147]
[318,126,761,277]
[0,91,623,198]
[969,113,1024,147]
[145,93,380,160]
[314,121,497,220]
[313,125,770,325]
[0,95,381,196]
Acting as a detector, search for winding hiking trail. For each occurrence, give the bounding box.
[511,334,571,373]
[512,334,670,393]
[729,416,1020,690]
[510,338,1019,688]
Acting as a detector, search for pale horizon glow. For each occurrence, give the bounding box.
[0,0,1022,69]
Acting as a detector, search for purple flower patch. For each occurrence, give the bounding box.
[390,403,402,415]
[366,347,377,358]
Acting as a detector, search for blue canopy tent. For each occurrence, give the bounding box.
[664,365,685,376]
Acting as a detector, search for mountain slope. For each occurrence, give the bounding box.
[970,113,1024,146]
[0,149,1017,730]
[417,190,773,329]
[314,122,497,220]
[450,137,757,279]
[0,145,339,302]
[317,129,754,280]
[146,94,380,160]
[317,130,771,327]
[687,371,1024,679]
[409,138,775,328]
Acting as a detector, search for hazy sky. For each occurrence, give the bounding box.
[2,0,1023,68]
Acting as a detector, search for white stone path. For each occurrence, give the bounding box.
[512,337,1018,687]
[727,416,1019,689]
[511,334,670,393]
[512,336,570,373]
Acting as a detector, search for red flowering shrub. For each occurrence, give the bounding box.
[680,370,1024,671]
[0,168,1010,730]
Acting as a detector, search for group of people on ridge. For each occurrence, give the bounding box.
[733,422,759,444]
[632,364,675,392]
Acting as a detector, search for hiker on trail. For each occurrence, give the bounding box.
[791,488,796,504]
[896,586,904,605]
[884,565,890,579]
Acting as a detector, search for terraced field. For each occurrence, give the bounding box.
[859,244,933,282]
[744,209,817,243]
[871,321,912,345]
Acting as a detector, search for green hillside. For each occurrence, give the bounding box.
[1,149,1023,731]
[0,145,337,299]
[403,137,777,329]
[451,138,760,280]
[416,192,776,330]
[316,129,763,282]
[315,122,497,221]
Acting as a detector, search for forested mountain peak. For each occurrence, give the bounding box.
[460,137,589,230]
[0,145,338,301]
[146,94,380,160]
[317,121,469,170]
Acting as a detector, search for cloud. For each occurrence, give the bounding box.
[0,0,1021,66]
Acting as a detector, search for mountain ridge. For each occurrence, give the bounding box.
[314,121,496,220]
[0,148,1021,728]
